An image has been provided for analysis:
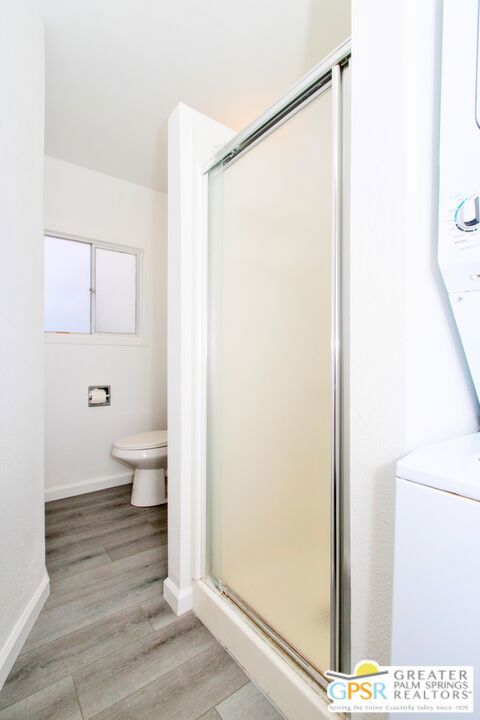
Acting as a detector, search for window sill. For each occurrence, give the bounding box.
[44,333,149,347]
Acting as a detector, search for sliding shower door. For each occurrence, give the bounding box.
[206,68,343,680]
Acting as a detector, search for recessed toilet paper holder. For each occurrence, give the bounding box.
[88,385,111,407]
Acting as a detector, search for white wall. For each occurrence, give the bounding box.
[43,157,167,499]
[349,0,478,688]
[0,0,49,688]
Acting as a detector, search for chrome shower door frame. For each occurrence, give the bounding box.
[202,39,351,686]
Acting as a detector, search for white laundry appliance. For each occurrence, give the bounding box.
[391,434,480,718]
[391,1,480,717]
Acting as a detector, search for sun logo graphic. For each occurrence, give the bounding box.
[325,659,389,705]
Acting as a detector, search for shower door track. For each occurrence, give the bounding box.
[220,583,330,690]
[204,38,351,686]
[205,39,350,174]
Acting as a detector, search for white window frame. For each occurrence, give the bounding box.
[44,230,145,346]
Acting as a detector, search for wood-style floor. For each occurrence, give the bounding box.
[0,484,283,720]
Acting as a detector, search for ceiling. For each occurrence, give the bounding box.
[41,0,350,192]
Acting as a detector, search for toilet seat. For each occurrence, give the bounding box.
[113,430,167,451]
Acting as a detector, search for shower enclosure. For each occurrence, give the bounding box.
[204,43,351,684]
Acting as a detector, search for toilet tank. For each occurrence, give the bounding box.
[391,433,480,719]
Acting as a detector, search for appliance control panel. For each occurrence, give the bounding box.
[455,195,480,232]
[442,191,480,255]
[440,190,480,292]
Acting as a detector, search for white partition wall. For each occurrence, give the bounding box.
[165,104,235,615]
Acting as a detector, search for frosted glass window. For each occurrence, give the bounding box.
[95,248,136,334]
[44,236,91,333]
[44,236,139,335]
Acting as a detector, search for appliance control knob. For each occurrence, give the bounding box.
[455,195,480,232]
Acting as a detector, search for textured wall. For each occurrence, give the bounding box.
[0,0,46,685]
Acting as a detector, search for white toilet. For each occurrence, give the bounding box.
[112,430,168,507]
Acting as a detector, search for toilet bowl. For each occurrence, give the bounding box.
[112,430,167,507]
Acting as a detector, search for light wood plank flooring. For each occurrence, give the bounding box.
[0,485,283,719]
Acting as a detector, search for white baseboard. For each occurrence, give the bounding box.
[193,580,337,720]
[0,571,50,690]
[163,576,193,615]
[45,471,133,502]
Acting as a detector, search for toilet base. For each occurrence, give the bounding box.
[130,468,167,507]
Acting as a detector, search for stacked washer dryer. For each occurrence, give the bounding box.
[391,0,480,716]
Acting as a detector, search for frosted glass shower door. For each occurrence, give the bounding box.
[207,86,333,675]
